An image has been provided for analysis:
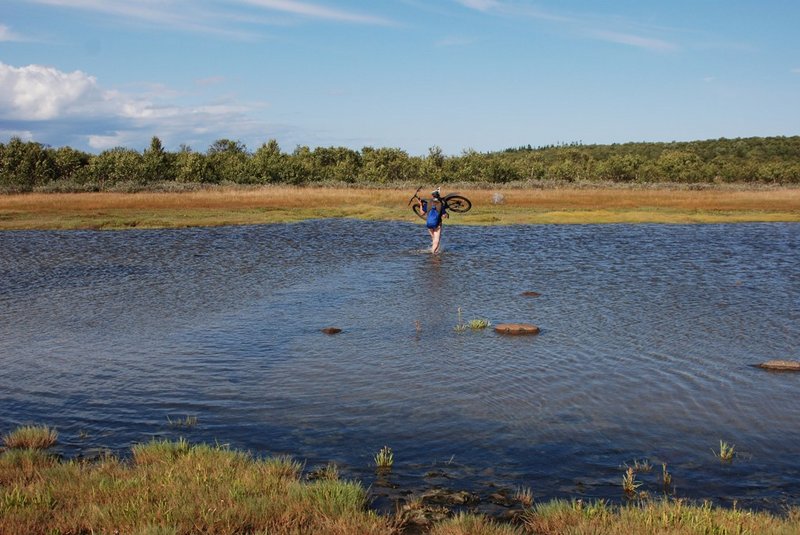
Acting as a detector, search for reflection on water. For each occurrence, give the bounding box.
[1,221,799,508]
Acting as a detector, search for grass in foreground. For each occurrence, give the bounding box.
[523,498,800,535]
[2,432,800,534]
[2,425,57,450]
[0,439,389,535]
[1,186,799,230]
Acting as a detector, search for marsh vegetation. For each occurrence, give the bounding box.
[1,429,799,535]
[1,185,797,230]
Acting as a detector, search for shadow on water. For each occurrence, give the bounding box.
[1,220,799,511]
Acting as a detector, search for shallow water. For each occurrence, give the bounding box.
[1,221,798,509]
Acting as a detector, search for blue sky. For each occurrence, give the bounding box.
[1,0,799,155]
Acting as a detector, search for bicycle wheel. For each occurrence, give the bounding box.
[412,203,425,219]
[444,194,472,213]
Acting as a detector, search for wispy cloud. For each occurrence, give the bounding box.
[26,0,392,40]
[589,30,677,52]
[453,0,678,51]
[0,23,25,42]
[792,68,800,74]
[435,35,476,47]
[236,0,392,25]
[27,0,258,39]
[195,76,227,87]
[455,0,501,12]
[454,0,568,22]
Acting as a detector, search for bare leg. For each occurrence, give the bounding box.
[430,226,442,254]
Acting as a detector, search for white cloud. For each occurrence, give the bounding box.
[0,128,34,141]
[87,131,138,150]
[0,62,275,151]
[0,62,102,120]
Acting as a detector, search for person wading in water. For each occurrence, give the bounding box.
[417,188,448,254]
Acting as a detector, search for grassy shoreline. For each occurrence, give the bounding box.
[2,428,799,535]
[1,185,799,230]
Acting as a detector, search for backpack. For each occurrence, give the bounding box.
[426,205,441,229]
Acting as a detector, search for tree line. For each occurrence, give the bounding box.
[2,135,800,192]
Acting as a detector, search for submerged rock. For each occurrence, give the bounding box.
[757,360,800,371]
[321,327,342,335]
[421,488,480,506]
[397,502,450,531]
[488,489,517,507]
[494,323,540,335]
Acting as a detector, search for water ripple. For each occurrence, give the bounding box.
[1,221,798,506]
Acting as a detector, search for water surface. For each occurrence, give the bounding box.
[1,221,798,509]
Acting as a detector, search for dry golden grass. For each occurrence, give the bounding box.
[1,186,799,229]
[523,499,800,535]
[429,513,524,534]
[0,438,391,535]
[2,425,57,450]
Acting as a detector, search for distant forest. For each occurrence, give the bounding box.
[2,135,800,192]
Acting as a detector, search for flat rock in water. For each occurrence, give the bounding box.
[757,360,800,371]
[321,327,342,335]
[521,291,541,297]
[494,323,540,335]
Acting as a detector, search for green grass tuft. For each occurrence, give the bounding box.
[715,440,736,463]
[166,415,198,428]
[374,445,394,471]
[468,318,491,330]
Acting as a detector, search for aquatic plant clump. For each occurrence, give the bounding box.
[374,445,394,471]
[166,415,198,428]
[468,319,491,330]
[716,440,736,463]
[622,466,642,497]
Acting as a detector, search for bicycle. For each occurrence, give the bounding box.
[407,186,472,219]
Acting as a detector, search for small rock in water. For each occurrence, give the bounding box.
[494,323,540,335]
[522,291,541,297]
[321,327,342,335]
[757,360,800,371]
